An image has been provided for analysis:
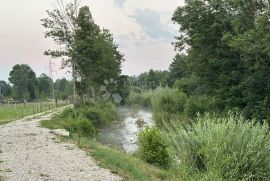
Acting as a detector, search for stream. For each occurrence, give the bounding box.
[97,107,154,153]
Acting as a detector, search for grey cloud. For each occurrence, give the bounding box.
[114,0,127,8]
[131,9,174,41]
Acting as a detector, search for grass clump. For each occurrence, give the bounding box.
[138,126,172,169]
[165,113,270,180]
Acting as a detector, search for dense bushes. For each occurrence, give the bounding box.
[126,89,153,108]
[184,95,216,118]
[127,88,221,127]
[76,102,118,128]
[165,113,270,180]
[138,127,171,169]
[43,102,118,140]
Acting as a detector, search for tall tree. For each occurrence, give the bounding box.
[41,0,81,103]
[8,64,37,101]
[55,78,73,100]
[72,6,123,100]
[36,74,53,100]
[172,0,270,120]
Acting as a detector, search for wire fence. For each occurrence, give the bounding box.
[0,100,71,123]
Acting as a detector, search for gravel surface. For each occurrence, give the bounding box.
[0,108,121,181]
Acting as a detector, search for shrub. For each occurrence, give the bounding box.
[138,126,171,169]
[165,113,270,180]
[152,88,187,114]
[76,102,118,128]
[127,90,153,108]
[72,114,96,144]
[184,95,214,118]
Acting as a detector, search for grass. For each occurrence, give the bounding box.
[41,109,177,181]
[165,113,270,180]
[0,101,69,125]
[74,136,173,181]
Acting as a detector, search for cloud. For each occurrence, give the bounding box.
[131,9,174,41]
[114,0,127,8]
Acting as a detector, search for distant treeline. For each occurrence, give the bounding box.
[0,64,73,102]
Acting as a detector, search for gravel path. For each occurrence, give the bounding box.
[0,108,121,181]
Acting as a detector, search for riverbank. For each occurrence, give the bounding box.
[40,106,179,180]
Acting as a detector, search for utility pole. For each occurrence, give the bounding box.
[47,59,57,106]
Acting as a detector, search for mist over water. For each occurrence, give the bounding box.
[97,106,154,153]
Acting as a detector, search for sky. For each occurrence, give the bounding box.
[0,0,185,81]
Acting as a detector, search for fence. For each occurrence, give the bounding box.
[0,100,70,123]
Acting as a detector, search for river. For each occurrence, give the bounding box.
[97,106,154,153]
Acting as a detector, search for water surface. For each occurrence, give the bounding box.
[97,107,153,153]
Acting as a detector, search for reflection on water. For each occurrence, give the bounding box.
[97,106,154,153]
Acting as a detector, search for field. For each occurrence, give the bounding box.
[0,101,70,125]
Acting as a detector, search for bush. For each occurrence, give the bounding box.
[127,90,153,108]
[165,113,270,180]
[76,102,118,128]
[184,95,215,118]
[138,127,171,169]
[72,114,96,144]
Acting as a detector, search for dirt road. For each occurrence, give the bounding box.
[0,108,120,181]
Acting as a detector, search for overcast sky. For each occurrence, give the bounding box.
[0,0,184,81]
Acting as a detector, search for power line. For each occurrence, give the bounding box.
[46,59,57,104]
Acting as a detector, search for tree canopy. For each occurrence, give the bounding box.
[8,64,37,101]
[172,0,270,120]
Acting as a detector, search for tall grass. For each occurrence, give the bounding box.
[126,89,153,108]
[165,113,270,180]
[151,88,188,127]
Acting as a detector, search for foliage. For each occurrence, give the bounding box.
[138,127,171,169]
[126,89,153,108]
[76,102,118,128]
[0,80,12,98]
[42,102,118,141]
[172,0,270,121]
[41,0,78,62]
[72,6,123,100]
[137,69,170,88]
[72,114,96,144]
[165,113,270,180]
[151,88,188,126]
[169,54,187,87]
[36,73,52,100]
[8,64,37,101]
[54,78,73,100]
[184,96,216,118]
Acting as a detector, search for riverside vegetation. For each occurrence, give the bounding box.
[41,88,270,180]
[39,0,270,180]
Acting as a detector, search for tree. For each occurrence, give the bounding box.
[169,54,187,87]
[55,78,73,100]
[0,81,12,98]
[172,0,270,120]
[36,74,52,100]
[41,0,81,103]
[72,6,123,100]
[8,64,37,101]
